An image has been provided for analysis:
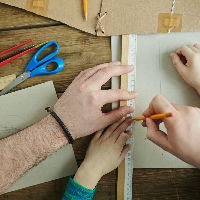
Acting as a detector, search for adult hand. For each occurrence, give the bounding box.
[54,62,137,139]
[142,95,200,168]
[74,117,133,189]
[170,44,200,94]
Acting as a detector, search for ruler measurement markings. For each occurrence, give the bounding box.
[124,34,137,200]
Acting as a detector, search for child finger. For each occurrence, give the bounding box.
[112,117,133,141]
[194,44,200,50]
[142,104,153,117]
[170,53,187,75]
[116,130,132,147]
[101,117,125,140]
[188,45,199,53]
[141,118,162,127]
[119,144,131,164]
[93,130,104,140]
[176,45,194,58]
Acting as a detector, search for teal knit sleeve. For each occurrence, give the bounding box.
[62,176,96,200]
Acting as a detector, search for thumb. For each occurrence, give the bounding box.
[150,95,178,130]
[146,118,171,152]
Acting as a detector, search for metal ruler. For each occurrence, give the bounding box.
[124,34,137,200]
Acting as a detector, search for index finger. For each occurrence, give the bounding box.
[85,65,134,89]
[99,89,138,105]
[176,45,194,59]
[142,95,178,128]
[75,62,121,82]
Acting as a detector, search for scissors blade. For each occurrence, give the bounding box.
[0,72,30,96]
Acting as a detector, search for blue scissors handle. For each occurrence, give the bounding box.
[30,57,64,78]
[25,41,59,72]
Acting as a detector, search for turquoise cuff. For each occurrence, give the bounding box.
[62,176,96,200]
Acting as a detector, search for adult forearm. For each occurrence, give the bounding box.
[0,115,68,193]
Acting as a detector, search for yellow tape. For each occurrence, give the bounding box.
[157,13,182,33]
[26,0,49,16]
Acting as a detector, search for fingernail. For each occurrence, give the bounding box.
[129,92,138,97]
[128,65,134,70]
[113,61,121,65]
[128,107,134,113]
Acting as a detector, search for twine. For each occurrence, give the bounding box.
[170,0,176,13]
[95,12,107,34]
[168,0,176,33]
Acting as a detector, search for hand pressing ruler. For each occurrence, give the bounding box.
[117,34,137,200]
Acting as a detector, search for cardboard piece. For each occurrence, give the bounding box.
[0,81,77,193]
[0,74,16,90]
[111,32,200,168]
[1,0,200,36]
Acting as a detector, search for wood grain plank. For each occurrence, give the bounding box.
[132,169,200,200]
[1,168,200,200]
[0,25,111,93]
[0,3,60,30]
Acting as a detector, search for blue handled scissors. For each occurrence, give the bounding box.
[0,41,64,96]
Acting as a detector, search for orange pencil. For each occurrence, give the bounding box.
[83,0,88,21]
[134,113,173,121]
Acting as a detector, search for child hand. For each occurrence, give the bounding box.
[170,44,200,94]
[143,95,200,168]
[73,117,133,189]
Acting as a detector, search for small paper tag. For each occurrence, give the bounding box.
[26,0,49,16]
[157,13,182,33]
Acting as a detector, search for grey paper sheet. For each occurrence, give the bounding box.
[0,81,77,192]
[111,32,200,168]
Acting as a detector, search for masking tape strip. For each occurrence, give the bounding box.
[157,13,182,33]
[0,74,16,91]
[26,0,50,16]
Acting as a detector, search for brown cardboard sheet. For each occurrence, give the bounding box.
[1,0,200,36]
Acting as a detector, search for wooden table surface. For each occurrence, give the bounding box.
[0,3,200,200]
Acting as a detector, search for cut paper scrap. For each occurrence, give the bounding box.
[0,81,77,193]
[0,74,16,90]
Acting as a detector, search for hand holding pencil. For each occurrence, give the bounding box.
[141,95,200,169]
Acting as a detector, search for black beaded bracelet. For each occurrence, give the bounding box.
[45,107,74,144]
